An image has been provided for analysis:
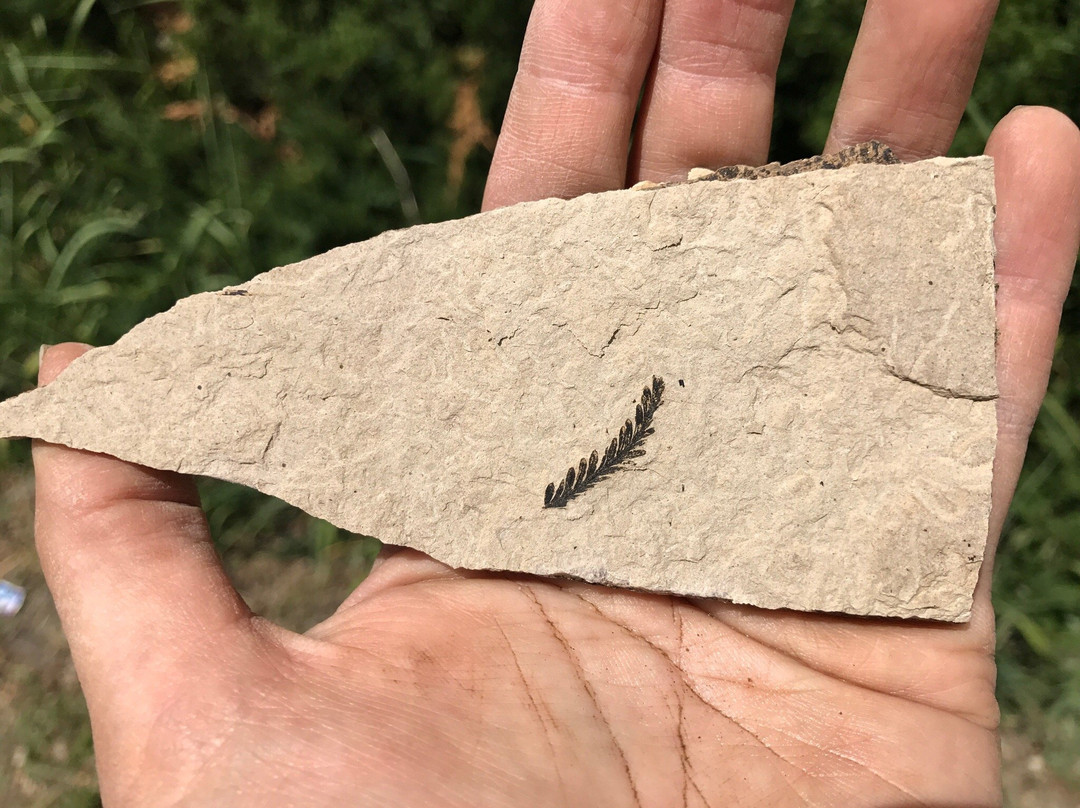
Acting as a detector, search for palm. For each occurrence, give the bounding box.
[28,1,1080,805]
[113,559,996,806]
[323,571,998,805]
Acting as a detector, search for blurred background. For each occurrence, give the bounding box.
[0,1,1078,804]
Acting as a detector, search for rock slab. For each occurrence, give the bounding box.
[0,157,998,621]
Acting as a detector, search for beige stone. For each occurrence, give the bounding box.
[0,157,997,620]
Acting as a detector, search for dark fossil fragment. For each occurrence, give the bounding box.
[543,376,665,508]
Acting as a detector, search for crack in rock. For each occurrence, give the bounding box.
[884,365,997,401]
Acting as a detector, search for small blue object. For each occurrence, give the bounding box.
[0,579,26,616]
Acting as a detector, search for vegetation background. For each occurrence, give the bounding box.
[0,0,1077,804]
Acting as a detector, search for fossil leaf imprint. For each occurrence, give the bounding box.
[544,376,664,508]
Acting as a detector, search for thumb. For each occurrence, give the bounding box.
[33,343,255,720]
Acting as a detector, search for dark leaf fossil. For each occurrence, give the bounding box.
[543,376,665,508]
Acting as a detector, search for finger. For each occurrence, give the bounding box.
[826,0,998,159]
[630,0,796,184]
[981,107,1080,580]
[482,0,663,210]
[33,344,255,714]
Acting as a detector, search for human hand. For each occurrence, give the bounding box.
[34,1,1080,805]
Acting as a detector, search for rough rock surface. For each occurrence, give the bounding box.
[0,156,997,620]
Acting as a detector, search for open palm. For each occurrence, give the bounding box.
[32,1,1080,806]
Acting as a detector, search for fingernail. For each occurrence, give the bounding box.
[0,580,26,617]
[39,344,52,365]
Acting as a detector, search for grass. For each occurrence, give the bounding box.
[995,343,1080,783]
[0,0,1078,800]
[0,472,99,808]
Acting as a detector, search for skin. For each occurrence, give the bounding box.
[29,1,1080,805]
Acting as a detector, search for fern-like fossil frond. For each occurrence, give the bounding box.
[544,376,664,508]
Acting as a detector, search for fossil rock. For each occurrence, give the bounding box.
[0,156,997,621]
